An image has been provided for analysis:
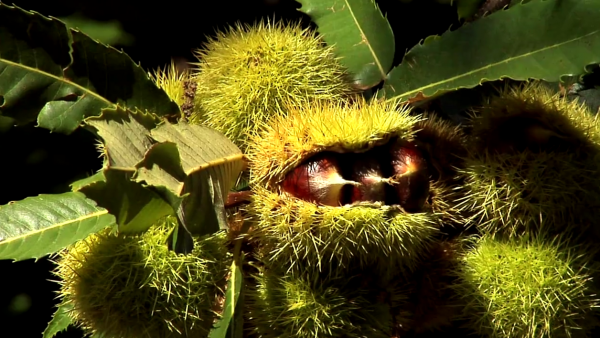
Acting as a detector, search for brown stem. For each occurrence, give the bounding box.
[225,190,253,208]
[181,78,197,120]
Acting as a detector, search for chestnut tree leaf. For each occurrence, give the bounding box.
[382,0,600,102]
[0,3,179,134]
[134,122,244,244]
[0,192,115,261]
[81,107,172,233]
[42,303,73,338]
[296,0,395,89]
[69,171,106,191]
[84,107,161,170]
[78,170,173,234]
[456,0,486,19]
[209,260,244,338]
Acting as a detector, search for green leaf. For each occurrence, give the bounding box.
[85,107,160,170]
[135,122,244,239]
[70,171,106,191]
[456,0,486,19]
[77,108,171,233]
[209,260,244,338]
[79,170,173,234]
[0,3,179,134]
[381,0,600,102]
[0,192,115,261]
[43,303,73,338]
[296,0,395,89]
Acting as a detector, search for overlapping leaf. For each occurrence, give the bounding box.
[382,0,600,102]
[82,107,172,233]
[78,170,173,234]
[296,0,395,89]
[0,3,179,134]
[0,192,115,261]
[69,171,106,191]
[135,122,244,239]
[85,107,160,169]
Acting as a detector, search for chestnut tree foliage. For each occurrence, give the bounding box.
[2,0,600,337]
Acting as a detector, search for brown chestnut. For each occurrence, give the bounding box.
[350,155,386,203]
[390,142,430,212]
[281,155,357,206]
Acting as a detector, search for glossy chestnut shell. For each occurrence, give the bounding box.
[281,139,430,212]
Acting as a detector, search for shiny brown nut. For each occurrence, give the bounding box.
[281,155,356,206]
[350,155,386,203]
[390,142,430,212]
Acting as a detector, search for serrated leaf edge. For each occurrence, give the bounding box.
[0,58,112,108]
[383,0,600,102]
[386,30,600,102]
[184,153,245,176]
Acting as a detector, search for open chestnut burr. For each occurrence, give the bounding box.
[281,139,430,213]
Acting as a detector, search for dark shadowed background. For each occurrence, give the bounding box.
[0,1,462,337]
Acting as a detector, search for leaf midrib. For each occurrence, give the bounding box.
[0,209,109,245]
[0,57,114,107]
[344,0,386,78]
[386,29,600,101]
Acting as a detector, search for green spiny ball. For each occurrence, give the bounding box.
[245,265,402,338]
[54,217,232,338]
[149,61,192,108]
[246,99,463,276]
[458,83,600,237]
[190,20,355,150]
[250,185,438,275]
[451,234,600,338]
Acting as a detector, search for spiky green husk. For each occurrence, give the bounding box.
[405,239,463,333]
[452,234,600,338]
[250,185,439,274]
[246,98,462,275]
[413,113,467,182]
[190,20,355,150]
[458,83,600,237]
[245,264,408,338]
[149,61,192,107]
[413,114,468,227]
[247,97,421,185]
[54,217,232,338]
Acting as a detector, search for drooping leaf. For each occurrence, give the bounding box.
[80,108,172,233]
[296,0,395,89]
[0,192,115,261]
[42,303,73,338]
[0,3,179,134]
[209,260,244,338]
[135,122,244,240]
[85,107,160,169]
[79,170,173,234]
[382,0,600,102]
